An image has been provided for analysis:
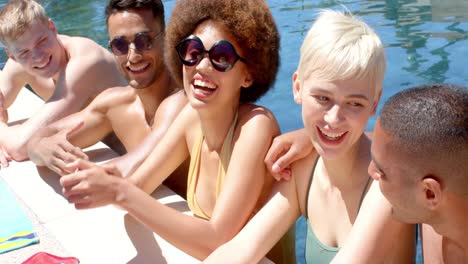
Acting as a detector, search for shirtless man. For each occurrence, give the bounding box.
[0,0,126,166]
[27,0,187,194]
[369,83,468,263]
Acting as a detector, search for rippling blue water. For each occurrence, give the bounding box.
[1,0,467,263]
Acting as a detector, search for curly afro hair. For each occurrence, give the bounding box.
[164,0,280,103]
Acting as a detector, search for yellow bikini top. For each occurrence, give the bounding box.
[186,113,238,220]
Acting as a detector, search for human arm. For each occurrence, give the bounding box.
[204,177,300,264]
[0,62,33,166]
[61,105,282,259]
[27,121,88,175]
[331,181,416,264]
[107,90,187,177]
[27,86,155,175]
[0,52,111,160]
[125,106,283,259]
[0,60,31,115]
[264,128,313,181]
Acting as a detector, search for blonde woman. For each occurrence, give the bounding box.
[205,10,415,264]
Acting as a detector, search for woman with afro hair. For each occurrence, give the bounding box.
[60,0,295,262]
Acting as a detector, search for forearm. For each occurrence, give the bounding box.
[205,182,300,264]
[116,129,165,177]
[118,182,227,260]
[204,239,258,264]
[7,102,67,154]
[127,131,188,194]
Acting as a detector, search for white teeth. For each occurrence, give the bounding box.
[129,63,148,71]
[194,79,216,89]
[319,127,345,139]
[35,57,50,69]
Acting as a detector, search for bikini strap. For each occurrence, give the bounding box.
[356,176,372,214]
[304,155,320,219]
[215,111,239,198]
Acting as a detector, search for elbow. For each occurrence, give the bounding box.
[205,226,239,255]
[191,226,236,260]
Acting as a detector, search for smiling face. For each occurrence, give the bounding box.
[294,74,379,159]
[107,9,164,89]
[5,19,64,78]
[181,20,252,111]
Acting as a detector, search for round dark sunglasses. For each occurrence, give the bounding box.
[109,31,162,56]
[175,35,247,72]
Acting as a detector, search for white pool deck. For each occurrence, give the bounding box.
[0,89,274,264]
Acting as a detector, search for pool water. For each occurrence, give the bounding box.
[1,0,467,263]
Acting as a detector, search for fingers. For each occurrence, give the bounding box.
[0,146,11,168]
[49,162,66,176]
[272,146,300,172]
[58,141,88,162]
[60,162,117,210]
[61,162,96,197]
[64,191,94,210]
[43,143,86,175]
[101,163,123,178]
[276,167,292,181]
[265,140,288,173]
[60,170,85,190]
[64,158,94,173]
[0,151,10,168]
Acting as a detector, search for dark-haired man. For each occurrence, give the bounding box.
[369,83,468,263]
[27,0,188,195]
[0,0,126,167]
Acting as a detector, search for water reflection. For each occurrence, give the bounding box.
[261,0,468,133]
[0,0,465,135]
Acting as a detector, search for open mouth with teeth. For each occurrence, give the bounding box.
[127,63,150,74]
[192,79,217,98]
[34,55,52,70]
[317,126,347,145]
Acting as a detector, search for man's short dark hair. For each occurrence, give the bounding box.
[105,0,164,28]
[380,83,467,154]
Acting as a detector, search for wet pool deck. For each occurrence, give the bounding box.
[0,88,273,264]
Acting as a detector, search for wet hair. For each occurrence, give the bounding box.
[298,9,386,97]
[105,0,164,28]
[0,0,49,44]
[164,0,280,103]
[379,84,468,192]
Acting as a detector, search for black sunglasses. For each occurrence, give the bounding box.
[109,31,162,56]
[175,35,247,72]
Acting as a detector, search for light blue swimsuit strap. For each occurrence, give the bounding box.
[304,156,372,264]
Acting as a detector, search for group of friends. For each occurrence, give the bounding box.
[0,0,466,263]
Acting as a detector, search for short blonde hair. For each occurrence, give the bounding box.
[0,0,49,44]
[297,9,386,96]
